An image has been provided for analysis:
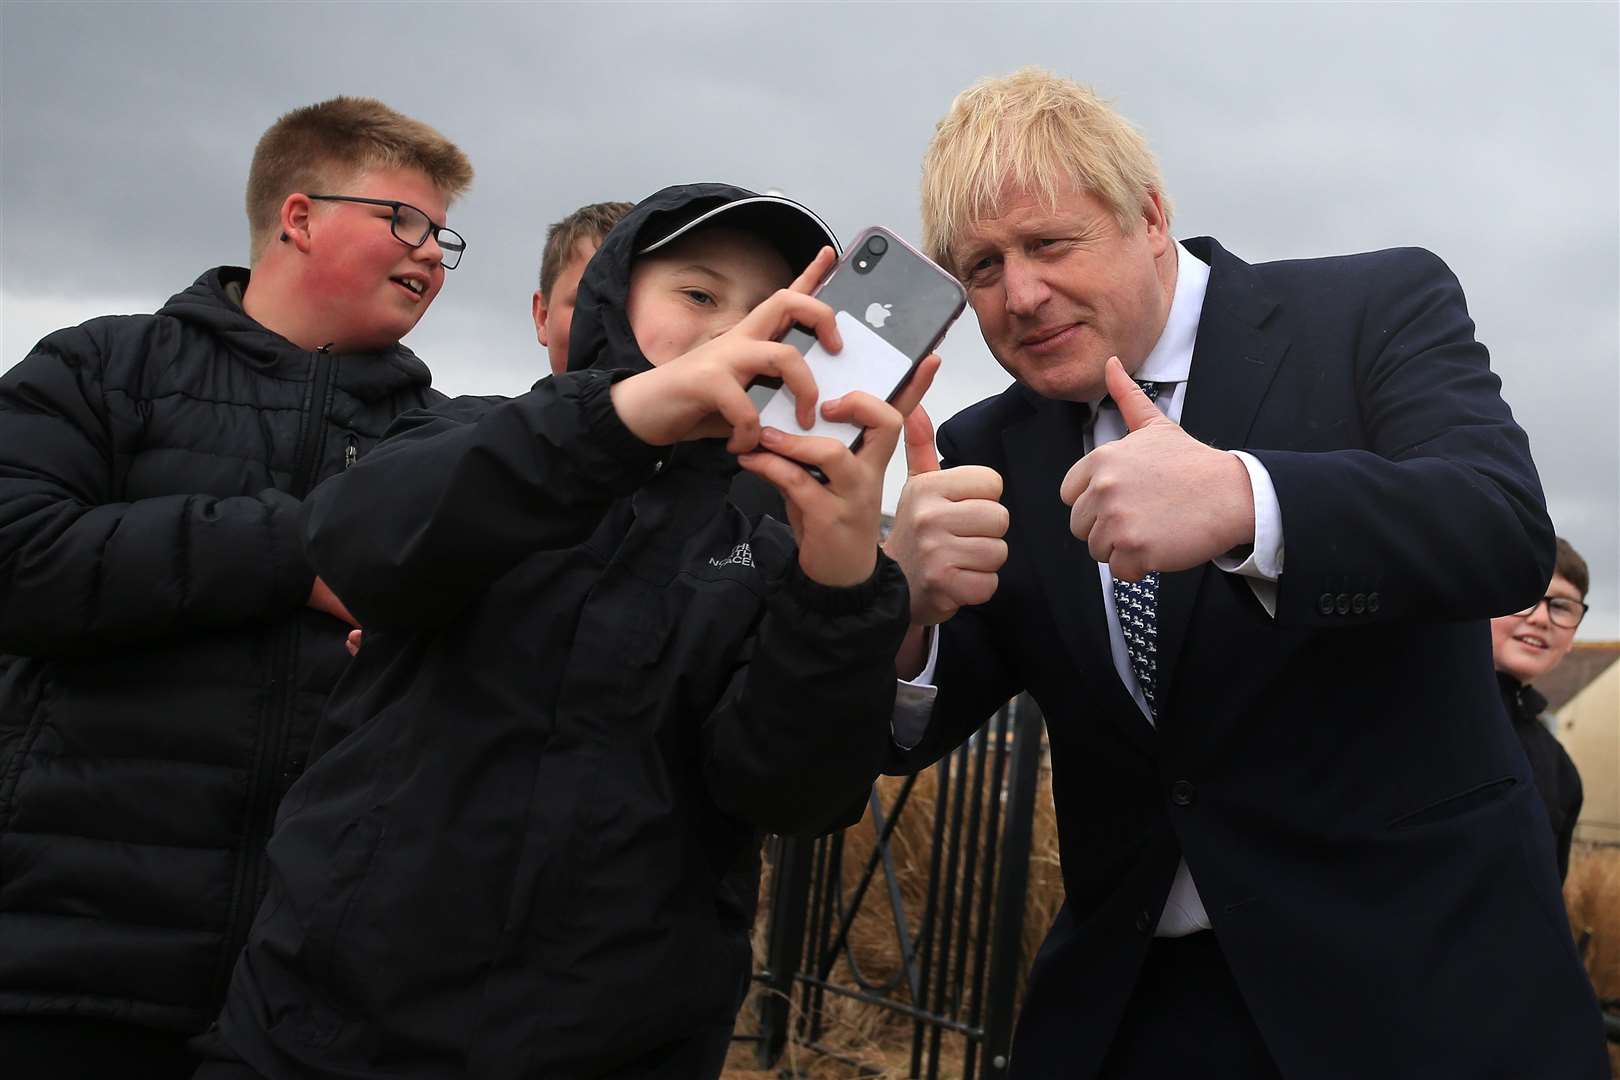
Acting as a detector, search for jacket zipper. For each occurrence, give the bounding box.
[345,434,358,470]
[219,345,336,995]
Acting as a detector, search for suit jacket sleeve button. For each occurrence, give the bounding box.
[1135,908,1154,935]
[1367,591,1380,613]
[1171,780,1196,806]
[1318,592,1335,615]
[1335,592,1351,615]
[1352,593,1366,614]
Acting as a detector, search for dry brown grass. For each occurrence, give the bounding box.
[729,796,1620,1078]
[1564,842,1620,1076]
[726,752,1061,1079]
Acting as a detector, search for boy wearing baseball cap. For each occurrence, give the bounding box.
[198,183,936,1079]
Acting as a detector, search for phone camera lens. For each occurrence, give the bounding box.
[866,235,889,257]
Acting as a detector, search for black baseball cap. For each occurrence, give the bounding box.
[636,191,840,271]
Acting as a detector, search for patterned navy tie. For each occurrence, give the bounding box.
[1103,379,1163,719]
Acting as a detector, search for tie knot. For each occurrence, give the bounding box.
[1101,379,1163,409]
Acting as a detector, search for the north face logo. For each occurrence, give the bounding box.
[708,543,755,569]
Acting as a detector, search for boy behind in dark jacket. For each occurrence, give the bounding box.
[199,184,936,1080]
[1491,536,1590,881]
[0,97,471,1077]
[533,200,634,375]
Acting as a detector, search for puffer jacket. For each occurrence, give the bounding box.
[1498,672,1584,882]
[206,185,909,1079]
[0,267,441,1032]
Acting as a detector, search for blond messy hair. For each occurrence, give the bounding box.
[921,67,1172,274]
[245,96,474,264]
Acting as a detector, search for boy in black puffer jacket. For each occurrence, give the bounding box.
[0,97,471,1078]
[199,185,936,1080]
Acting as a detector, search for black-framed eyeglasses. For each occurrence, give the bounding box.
[1515,595,1588,629]
[306,194,466,269]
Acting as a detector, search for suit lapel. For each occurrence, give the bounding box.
[1003,394,1156,756]
[1155,238,1290,713]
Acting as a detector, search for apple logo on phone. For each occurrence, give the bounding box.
[864,302,893,329]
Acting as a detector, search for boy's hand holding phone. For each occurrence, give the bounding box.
[738,354,941,588]
[610,248,840,453]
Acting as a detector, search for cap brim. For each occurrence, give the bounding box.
[637,195,840,271]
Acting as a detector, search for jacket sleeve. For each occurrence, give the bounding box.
[303,368,666,630]
[0,325,314,656]
[701,551,911,837]
[1252,249,1555,626]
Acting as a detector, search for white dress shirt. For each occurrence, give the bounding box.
[899,242,1286,937]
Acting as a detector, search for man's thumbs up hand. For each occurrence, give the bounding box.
[904,406,942,477]
[1060,356,1256,582]
[883,410,1009,629]
[1105,355,1168,433]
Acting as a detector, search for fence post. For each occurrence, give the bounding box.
[757,834,815,1068]
[981,693,1045,1075]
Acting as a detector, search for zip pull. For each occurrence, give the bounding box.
[344,434,358,470]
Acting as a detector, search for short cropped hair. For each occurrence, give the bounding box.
[921,67,1172,273]
[1554,537,1590,599]
[538,201,634,300]
[246,96,474,264]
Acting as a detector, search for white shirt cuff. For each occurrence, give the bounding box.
[892,625,940,751]
[1214,450,1284,617]
[906,623,940,688]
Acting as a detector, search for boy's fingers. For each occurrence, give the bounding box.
[820,391,903,462]
[819,390,897,427]
[759,426,848,468]
[759,427,867,490]
[888,354,941,422]
[749,291,841,354]
[758,342,819,430]
[738,448,832,511]
[712,385,761,453]
[788,246,837,296]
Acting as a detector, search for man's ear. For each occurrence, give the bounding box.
[1141,190,1170,256]
[532,290,550,348]
[280,193,315,254]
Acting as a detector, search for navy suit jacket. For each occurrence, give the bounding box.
[896,238,1606,1078]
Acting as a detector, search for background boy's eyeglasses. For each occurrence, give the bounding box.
[1514,595,1588,629]
[306,194,466,269]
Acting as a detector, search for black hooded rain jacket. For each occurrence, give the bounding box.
[207,185,909,1079]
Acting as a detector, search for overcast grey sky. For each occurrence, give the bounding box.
[3,1,1616,638]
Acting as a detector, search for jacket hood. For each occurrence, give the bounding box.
[567,183,834,375]
[158,267,435,402]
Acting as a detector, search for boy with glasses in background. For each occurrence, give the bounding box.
[0,96,470,1077]
[1491,537,1590,881]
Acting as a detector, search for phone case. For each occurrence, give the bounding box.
[755,226,966,449]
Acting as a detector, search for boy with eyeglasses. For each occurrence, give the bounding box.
[0,96,470,1077]
[1490,536,1590,881]
[195,183,934,1080]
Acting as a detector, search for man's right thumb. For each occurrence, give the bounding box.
[904,406,941,476]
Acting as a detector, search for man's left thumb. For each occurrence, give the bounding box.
[1105,356,1164,433]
